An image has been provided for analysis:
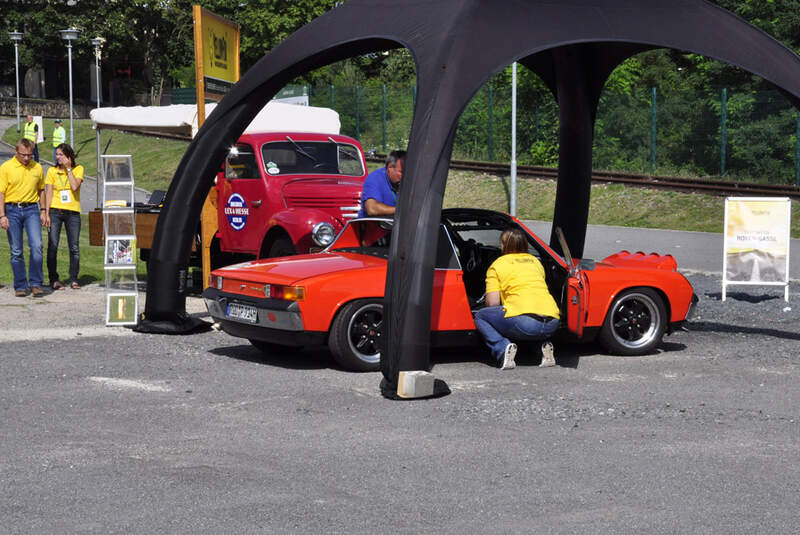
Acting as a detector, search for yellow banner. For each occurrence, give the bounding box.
[195,7,239,97]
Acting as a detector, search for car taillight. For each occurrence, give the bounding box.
[209,273,223,290]
[264,284,305,301]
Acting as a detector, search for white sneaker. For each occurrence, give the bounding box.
[539,341,556,367]
[501,343,517,370]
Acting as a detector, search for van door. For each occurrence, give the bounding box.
[218,143,267,254]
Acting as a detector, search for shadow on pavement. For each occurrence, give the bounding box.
[705,291,783,304]
[210,343,334,371]
[689,321,800,341]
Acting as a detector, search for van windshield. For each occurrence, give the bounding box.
[261,140,364,176]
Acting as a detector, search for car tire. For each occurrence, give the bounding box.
[267,236,296,258]
[248,339,287,354]
[598,287,667,356]
[328,299,383,372]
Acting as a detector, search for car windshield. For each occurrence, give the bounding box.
[329,219,459,269]
[443,214,542,260]
[261,139,364,176]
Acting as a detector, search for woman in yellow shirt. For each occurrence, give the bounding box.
[44,143,83,289]
[473,228,561,370]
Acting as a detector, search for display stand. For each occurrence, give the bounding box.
[101,155,139,325]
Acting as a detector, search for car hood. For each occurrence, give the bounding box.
[596,250,678,271]
[213,251,386,286]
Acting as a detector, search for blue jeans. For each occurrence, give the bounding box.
[47,208,81,285]
[474,306,560,362]
[5,203,44,291]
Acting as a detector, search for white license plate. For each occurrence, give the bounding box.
[226,303,257,323]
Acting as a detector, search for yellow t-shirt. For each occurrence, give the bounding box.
[485,253,560,319]
[0,157,44,203]
[46,165,83,212]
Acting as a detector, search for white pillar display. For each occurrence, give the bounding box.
[101,155,139,325]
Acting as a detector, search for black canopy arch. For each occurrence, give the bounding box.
[142,0,800,396]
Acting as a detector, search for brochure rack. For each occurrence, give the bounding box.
[101,155,139,325]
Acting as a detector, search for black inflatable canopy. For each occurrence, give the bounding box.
[142,0,800,396]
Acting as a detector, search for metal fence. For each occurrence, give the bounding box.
[302,84,800,186]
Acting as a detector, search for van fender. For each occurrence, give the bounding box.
[264,208,343,254]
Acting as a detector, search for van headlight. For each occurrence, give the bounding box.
[312,222,336,247]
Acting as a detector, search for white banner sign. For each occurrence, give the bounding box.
[722,197,791,301]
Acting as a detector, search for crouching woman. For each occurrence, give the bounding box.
[473,227,560,369]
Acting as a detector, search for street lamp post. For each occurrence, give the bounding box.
[60,27,80,146]
[91,37,104,108]
[8,31,23,133]
[91,37,105,211]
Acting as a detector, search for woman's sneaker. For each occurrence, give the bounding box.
[539,341,556,367]
[501,343,517,370]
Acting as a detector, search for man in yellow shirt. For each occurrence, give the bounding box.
[0,138,47,297]
[473,227,560,369]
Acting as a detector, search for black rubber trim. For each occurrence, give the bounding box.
[218,319,327,347]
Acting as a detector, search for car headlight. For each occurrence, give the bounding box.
[312,222,336,247]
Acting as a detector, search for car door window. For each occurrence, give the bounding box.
[338,144,365,176]
[436,225,460,269]
[225,143,259,179]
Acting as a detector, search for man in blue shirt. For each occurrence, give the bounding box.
[358,150,405,217]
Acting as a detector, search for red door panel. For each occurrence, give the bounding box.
[218,143,268,254]
[565,273,588,338]
[431,270,474,331]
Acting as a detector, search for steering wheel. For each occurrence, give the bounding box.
[462,239,480,273]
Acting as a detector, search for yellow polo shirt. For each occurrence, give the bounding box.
[485,253,560,319]
[0,157,44,204]
[46,165,84,212]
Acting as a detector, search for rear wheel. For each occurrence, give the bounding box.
[328,299,383,372]
[598,288,666,356]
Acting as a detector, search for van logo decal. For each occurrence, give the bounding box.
[224,193,249,231]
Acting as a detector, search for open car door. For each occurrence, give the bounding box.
[555,228,588,338]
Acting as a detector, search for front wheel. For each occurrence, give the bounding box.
[598,288,667,356]
[328,299,383,372]
[267,236,296,258]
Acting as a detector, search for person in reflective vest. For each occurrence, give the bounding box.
[52,119,66,163]
[23,114,40,163]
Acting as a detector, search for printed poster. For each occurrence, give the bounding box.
[106,293,138,326]
[105,238,136,266]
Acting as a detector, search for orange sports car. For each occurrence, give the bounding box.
[204,209,697,371]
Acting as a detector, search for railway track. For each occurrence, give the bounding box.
[366,154,800,200]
